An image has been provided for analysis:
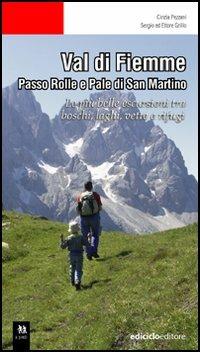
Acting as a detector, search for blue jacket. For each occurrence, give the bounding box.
[60,233,89,254]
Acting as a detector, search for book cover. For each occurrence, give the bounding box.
[2,2,198,350]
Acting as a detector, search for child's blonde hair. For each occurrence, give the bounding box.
[68,221,80,234]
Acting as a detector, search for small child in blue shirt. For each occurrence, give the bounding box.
[60,220,90,291]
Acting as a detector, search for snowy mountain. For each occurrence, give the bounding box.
[2,82,198,233]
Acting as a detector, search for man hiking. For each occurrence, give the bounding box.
[76,181,102,260]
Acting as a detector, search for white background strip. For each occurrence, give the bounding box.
[64,2,198,35]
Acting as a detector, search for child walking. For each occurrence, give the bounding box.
[60,220,90,291]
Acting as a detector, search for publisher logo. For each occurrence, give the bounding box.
[130,332,186,341]
[13,321,30,351]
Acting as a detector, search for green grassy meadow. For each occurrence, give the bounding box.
[2,211,198,350]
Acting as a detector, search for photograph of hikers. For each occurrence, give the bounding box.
[2,6,198,350]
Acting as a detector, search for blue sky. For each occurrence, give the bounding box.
[2,35,198,179]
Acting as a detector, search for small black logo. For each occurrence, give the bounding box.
[13,321,30,351]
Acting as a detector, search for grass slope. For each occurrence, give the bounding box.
[2,211,198,350]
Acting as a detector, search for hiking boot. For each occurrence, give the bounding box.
[75,283,81,291]
[87,254,93,261]
[92,252,100,258]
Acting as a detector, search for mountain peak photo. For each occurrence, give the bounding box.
[2,85,198,233]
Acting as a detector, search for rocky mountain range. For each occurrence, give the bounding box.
[2,82,198,233]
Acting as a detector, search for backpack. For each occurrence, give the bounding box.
[80,191,99,216]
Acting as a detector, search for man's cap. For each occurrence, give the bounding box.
[84,181,93,190]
